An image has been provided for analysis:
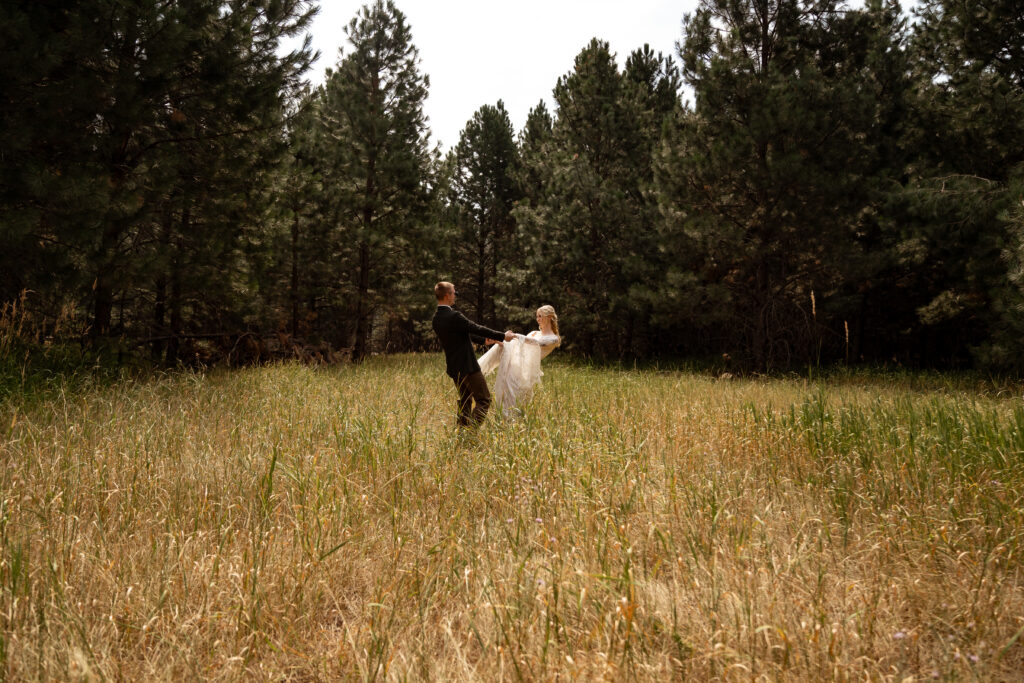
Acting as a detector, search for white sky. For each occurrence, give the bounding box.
[281,0,697,150]
[282,0,908,151]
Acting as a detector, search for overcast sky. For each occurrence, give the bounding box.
[280,0,698,151]
[281,1,907,151]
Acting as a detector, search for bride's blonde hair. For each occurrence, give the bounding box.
[537,305,560,343]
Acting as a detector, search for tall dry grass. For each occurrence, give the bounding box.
[1,355,1023,680]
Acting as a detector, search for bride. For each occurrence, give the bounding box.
[478,305,561,415]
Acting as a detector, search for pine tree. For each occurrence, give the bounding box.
[515,39,675,357]
[1,1,124,318]
[893,0,1024,366]
[319,0,432,361]
[912,0,1024,178]
[447,101,520,324]
[516,101,554,210]
[139,0,316,362]
[509,102,555,325]
[990,168,1024,369]
[657,0,906,369]
[0,0,316,353]
[274,93,327,341]
[620,45,681,356]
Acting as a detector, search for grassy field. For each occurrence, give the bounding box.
[1,354,1023,680]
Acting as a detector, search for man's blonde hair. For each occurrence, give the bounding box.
[434,281,454,301]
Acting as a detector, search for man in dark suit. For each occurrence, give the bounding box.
[432,281,514,426]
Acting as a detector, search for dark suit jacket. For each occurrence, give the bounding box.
[432,305,505,378]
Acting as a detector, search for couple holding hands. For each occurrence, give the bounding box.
[431,281,560,426]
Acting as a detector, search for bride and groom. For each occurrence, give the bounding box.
[431,281,560,426]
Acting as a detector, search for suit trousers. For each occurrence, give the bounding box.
[453,371,491,426]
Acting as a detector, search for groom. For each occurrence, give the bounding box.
[432,281,514,427]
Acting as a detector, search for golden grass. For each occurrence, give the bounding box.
[1,355,1023,680]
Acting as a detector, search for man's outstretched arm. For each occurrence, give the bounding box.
[454,311,507,342]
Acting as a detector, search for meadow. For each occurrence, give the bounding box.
[1,355,1023,680]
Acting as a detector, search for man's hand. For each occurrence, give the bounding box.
[504,330,516,342]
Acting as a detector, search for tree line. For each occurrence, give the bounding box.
[2,0,1023,371]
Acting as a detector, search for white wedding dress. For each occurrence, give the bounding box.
[478,331,559,415]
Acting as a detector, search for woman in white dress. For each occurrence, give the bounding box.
[477,305,561,415]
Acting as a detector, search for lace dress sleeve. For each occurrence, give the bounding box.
[515,333,559,347]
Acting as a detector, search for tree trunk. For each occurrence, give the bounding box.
[353,138,377,363]
[166,257,182,365]
[625,310,635,360]
[477,232,486,323]
[152,274,167,362]
[166,204,189,364]
[152,211,174,362]
[91,221,123,338]
[353,240,371,361]
[854,291,867,363]
[291,207,300,338]
[93,14,140,340]
[753,263,769,371]
[489,217,500,324]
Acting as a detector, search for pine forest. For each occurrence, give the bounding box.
[3,0,1024,372]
